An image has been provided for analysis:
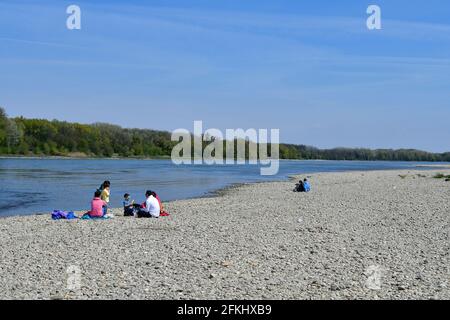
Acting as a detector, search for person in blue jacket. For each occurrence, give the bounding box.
[303,178,311,192]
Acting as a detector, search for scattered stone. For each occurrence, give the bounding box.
[330,284,340,291]
[221,261,233,267]
[0,169,448,300]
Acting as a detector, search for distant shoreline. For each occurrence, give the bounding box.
[0,155,172,161]
[416,164,450,168]
[1,154,450,164]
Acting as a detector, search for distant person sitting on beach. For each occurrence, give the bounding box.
[303,178,311,192]
[99,181,111,215]
[123,193,135,216]
[294,178,311,192]
[294,180,305,192]
[83,190,106,218]
[137,190,160,218]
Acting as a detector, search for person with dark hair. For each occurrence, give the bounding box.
[137,190,160,218]
[83,190,107,218]
[97,180,110,193]
[294,179,305,192]
[100,181,111,215]
[150,191,162,209]
[123,193,135,216]
[150,191,170,216]
[99,180,110,190]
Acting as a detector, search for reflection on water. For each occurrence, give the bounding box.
[0,189,49,212]
[0,158,446,217]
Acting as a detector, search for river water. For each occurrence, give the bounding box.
[0,158,445,217]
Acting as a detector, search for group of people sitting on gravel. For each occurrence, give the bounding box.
[122,190,166,218]
[293,178,311,193]
[83,180,169,219]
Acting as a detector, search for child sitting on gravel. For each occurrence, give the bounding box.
[123,193,135,217]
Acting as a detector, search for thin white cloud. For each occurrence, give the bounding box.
[95,5,450,42]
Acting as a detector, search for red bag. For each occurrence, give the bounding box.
[160,211,170,217]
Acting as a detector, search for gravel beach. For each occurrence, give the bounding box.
[0,169,449,300]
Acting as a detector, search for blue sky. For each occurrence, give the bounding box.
[1,0,449,152]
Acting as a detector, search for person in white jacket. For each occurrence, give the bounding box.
[137,190,160,218]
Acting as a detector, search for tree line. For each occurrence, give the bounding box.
[1,107,449,161]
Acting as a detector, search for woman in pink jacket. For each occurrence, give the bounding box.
[84,190,106,218]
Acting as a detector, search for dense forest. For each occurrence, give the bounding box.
[1,107,449,161]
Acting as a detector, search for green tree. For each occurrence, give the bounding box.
[0,107,449,161]
[0,107,8,147]
[6,119,22,152]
